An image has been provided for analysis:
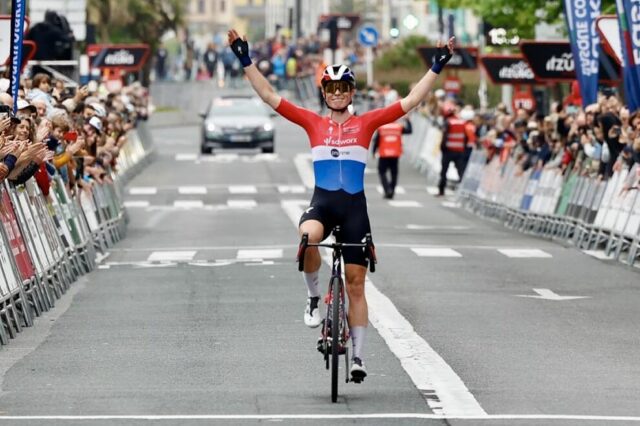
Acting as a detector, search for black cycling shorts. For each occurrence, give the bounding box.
[299,187,372,266]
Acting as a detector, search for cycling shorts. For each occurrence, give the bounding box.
[299,186,372,266]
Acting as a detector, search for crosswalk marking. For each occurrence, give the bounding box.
[178,186,207,195]
[277,185,306,194]
[441,201,461,209]
[376,185,406,195]
[227,199,257,208]
[498,249,552,258]
[147,251,196,261]
[582,250,615,260]
[389,200,422,208]
[236,249,283,260]
[229,185,258,194]
[129,187,157,195]
[124,200,150,208]
[412,248,463,258]
[175,153,198,161]
[173,200,204,208]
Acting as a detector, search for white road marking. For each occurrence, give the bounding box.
[227,199,257,208]
[124,200,150,208]
[582,250,615,260]
[294,153,315,189]
[441,201,461,209]
[280,199,485,416]
[4,414,640,421]
[174,200,205,208]
[97,265,110,270]
[406,225,471,231]
[147,251,197,262]
[129,187,157,195]
[277,185,306,194]
[426,186,440,195]
[229,185,258,194]
[175,153,198,161]
[236,249,283,260]
[498,249,552,258]
[411,248,463,258]
[389,200,422,208]
[376,185,406,195]
[516,288,590,301]
[178,186,208,195]
[95,252,110,264]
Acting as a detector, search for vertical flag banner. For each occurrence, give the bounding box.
[616,0,640,112]
[9,0,27,114]
[563,0,601,107]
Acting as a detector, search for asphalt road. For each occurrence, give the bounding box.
[0,82,639,426]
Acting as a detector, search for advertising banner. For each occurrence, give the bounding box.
[615,0,640,112]
[563,0,601,106]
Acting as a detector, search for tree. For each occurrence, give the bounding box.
[87,0,185,85]
[436,0,617,40]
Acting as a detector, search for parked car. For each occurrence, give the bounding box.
[200,96,275,154]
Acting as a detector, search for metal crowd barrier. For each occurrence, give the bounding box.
[0,125,154,346]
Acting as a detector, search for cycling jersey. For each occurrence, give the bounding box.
[276,98,405,194]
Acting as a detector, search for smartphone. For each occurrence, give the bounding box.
[0,104,11,120]
[63,131,78,141]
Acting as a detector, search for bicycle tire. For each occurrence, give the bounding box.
[331,275,340,403]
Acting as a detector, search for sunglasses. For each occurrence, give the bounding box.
[324,81,353,94]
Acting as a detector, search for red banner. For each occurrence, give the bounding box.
[1,188,35,280]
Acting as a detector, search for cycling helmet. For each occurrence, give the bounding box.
[321,64,356,89]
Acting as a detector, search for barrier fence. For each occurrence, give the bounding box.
[403,114,640,268]
[0,123,154,346]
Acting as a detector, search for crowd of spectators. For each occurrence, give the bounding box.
[0,71,148,198]
[423,88,640,189]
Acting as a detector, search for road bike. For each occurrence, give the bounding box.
[297,226,376,403]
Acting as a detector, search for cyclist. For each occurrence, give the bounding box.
[228,29,454,381]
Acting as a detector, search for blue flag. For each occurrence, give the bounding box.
[9,0,27,114]
[616,0,640,112]
[563,0,601,107]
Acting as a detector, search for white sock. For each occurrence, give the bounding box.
[302,270,321,298]
[351,326,366,360]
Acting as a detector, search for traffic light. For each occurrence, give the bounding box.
[390,17,399,38]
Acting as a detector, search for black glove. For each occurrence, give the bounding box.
[230,37,252,68]
[431,44,453,74]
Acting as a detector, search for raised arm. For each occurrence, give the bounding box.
[400,37,455,113]
[228,29,281,110]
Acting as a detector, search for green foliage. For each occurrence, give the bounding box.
[436,0,616,40]
[374,35,429,72]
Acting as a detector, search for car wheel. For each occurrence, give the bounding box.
[261,146,274,154]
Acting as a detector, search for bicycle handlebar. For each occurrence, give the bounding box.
[296,232,377,273]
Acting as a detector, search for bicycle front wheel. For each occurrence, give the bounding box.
[331,276,341,403]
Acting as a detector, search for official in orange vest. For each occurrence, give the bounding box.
[460,107,477,175]
[437,103,467,197]
[372,117,412,199]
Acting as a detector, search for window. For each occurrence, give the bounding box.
[198,0,205,13]
[220,0,226,12]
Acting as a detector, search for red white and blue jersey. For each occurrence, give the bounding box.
[276,98,405,194]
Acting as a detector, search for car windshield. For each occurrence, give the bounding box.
[208,99,267,117]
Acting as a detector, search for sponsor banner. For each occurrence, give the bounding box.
[8,0,27,113]
[563,0,601,106]
[596,15,622,64]
[519,41,620,84]
[615,0,640,112]
[480,55,536,85]
[0,188,35,281]
[87,44,150,71]
[416,46,478,70]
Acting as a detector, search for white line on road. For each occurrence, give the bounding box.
[389,200,422,208]
[406,225,471,231]
[2,414,640,421]
[280,200,485,416]
[582,250,615,260]
[236,249,283,260]
[147,251,197,262]
[229,185,258,194]
[277,185,306,194]
[173,200,205,208]
[412,248,463,258]
[227,199,257,208]
[129,187,158,195]
[498,249,552,258]
[124,200,150,208]
[516,288,590,301]
[376,185,406,194]
[178,186,208,195]
[175,153,198,161]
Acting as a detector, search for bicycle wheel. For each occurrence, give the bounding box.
[331,276,340,403]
